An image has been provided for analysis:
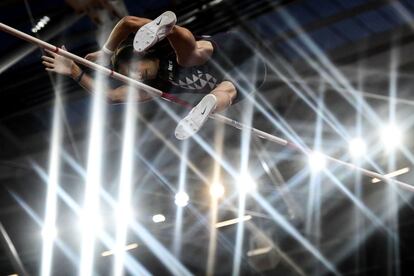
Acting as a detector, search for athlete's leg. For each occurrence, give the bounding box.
[174,81,237,140]
[134,11,213,66]
[167,26,213,67]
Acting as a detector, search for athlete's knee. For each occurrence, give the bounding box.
[176,55,197,67]
[121,16,136,29]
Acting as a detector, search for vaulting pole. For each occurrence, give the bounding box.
[1,22,412,192]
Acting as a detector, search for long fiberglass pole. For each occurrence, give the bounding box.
[1,22,412,192]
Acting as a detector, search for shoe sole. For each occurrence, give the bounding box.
[134,11,176,52]
[175,94,217,140]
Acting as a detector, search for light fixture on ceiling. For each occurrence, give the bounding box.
[210,182,225,198]
[31,16,50,33]
[152,214,166,223]
[101,243,139,257]
[174,191,189,207]
[215,215,252,228]
[308,151,326,172]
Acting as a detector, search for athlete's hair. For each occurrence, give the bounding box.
[111,44,158,72]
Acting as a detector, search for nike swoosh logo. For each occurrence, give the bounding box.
[201,107,207,115]
[156,17,162,25]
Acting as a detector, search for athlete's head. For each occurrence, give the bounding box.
[112,45,159,81]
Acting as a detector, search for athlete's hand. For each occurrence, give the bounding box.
[85,50,111,65]
[42,46,74,76]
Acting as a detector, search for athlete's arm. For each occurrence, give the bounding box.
[69,61,153,102]
[42,48,153,103]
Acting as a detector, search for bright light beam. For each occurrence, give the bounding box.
[272,7,414,166]
[79,69,106,276]
[258,7,411,188]
[386,46,401,276]
[32,163,150,275]
[210,183,225,199]
[113,84,138,276]
[63,123,198,276]
[308,151,326,173]
[349,138,367,159]
[41,79,63,276]
[173,140,189,257]
[207,122,225,276]
[306,93,324,242]
[156,69,399,275]
[381,124,403,153]
[233,89,255,276]
[100,190,192,276]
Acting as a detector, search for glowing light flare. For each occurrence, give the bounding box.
[348,138,367,159]
[173,139,189,257]
[11,190,79,268]
[210,182,225,198]
[381,124,403,152]
[152,214,166,223]
[308,152,326,172]
[238,173,257,194]
[174,192,189,207]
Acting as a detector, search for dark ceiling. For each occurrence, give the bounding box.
[1,0,414,275]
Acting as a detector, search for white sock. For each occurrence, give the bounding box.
[205,94,217,114]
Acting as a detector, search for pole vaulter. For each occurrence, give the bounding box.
[0,22,412,192]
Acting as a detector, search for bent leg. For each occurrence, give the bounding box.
[167,26,213,67]
[174,81,237,140]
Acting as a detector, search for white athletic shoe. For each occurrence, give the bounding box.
[133,11,177,52]
[175,94,217,140]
